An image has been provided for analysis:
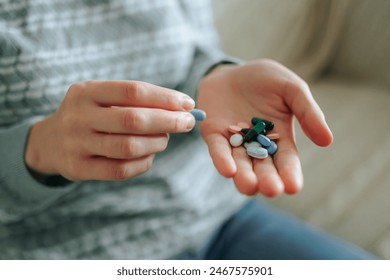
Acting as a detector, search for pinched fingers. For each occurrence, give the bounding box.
[65,80,196,134]
[80,80,195,111]
[53,80,196,181]
[88,106,195,134]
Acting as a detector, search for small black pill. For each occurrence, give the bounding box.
[240,128,250,135]
[243,129,259,142]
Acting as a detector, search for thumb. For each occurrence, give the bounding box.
[285,80,333,147]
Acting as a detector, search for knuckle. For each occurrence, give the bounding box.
[164,91,181,109]
[287,78,310,97]
[110,156,155,180]
[66,82,85,99]
[60,112,75,127]
[62,82,90,113]
[120,138,138,158]
[285,78,299,95]
[124,81,142,103]
[122,110,144,130]
[67,83,81,94]
[59,113,80,135]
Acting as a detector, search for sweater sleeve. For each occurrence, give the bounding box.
[175,0,242,98]
[0,117,76,223]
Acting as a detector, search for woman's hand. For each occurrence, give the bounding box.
[197,59,333,197]
[25,80,195,181]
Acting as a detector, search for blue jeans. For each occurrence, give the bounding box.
[180,200,377,260]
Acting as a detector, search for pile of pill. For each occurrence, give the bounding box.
[190,110,278,159]
[228,117,279,159]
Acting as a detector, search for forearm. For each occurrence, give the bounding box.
[0,118,75,223]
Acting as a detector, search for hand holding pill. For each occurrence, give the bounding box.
[25,80,196,181]
[197,59,333,197]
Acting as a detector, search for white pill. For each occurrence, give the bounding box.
[229,133,244,147]
[246,146,268,159]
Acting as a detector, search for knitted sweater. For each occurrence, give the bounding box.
[0,0,246,259]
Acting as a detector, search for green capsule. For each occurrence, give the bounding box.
[243,122,265,142]
[251,117,274,131]
[240,128,250,135]
[253,121,266,133]
[251,117,264,125]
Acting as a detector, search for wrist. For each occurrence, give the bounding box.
[204,62,236,79]
[25,118,73,186]
[199,63,236,96]
[25,117,58,176]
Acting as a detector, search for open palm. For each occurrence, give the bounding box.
[197,59,333,197]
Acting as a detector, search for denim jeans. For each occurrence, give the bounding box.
[180,200,377,260]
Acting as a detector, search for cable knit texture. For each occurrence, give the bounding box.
[0,0,246,259]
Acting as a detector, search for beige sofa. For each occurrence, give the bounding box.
[212,0,390,259]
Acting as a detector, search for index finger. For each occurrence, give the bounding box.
[83,80,195,111]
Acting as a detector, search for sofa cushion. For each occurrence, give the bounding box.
[271,77,390,258]
[212,0,350,80]
[329,0,390,89]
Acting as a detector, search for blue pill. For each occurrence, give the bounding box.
[256,134,272,147]
[266,141,278,155]
[191,109,206,121]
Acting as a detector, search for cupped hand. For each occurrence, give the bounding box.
[197,59,333,197]
[25,80,195,181]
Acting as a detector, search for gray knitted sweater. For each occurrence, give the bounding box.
[0,0,246,259]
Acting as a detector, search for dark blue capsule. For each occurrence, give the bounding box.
[256,134,272,147]
[240,128,251,135]
[266,141,278,155]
